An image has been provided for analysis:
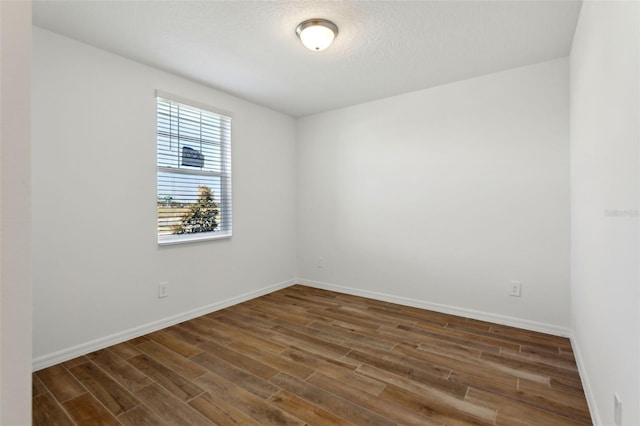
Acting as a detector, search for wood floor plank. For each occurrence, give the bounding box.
[226,340,315,380]
[281,291,343,309]
[267,390,354,426]
[403,331,485,360]
[270,318,346,345]
[198,340,279,380]
[560,346,575,357]
[380,383,495,426]
[35,364,86,403]
[280,346,362,373]
[350,345,452,378]
[62,392,121,426]
[108,341,143,360]
[187,316,287,354]
[335,304,416,327]
[129,335,151,346]
[466,387,589,426]
[374,323,457,349]
[398,303,468,324]
[358,362,495,423]
[195,372,305,425]
[86,348,153,392]
[395,323,502,354]
[347,348,466,397]
[69,361,141,415]
[134,383,211,426]
[307,307,383,330]
[33,393,75,426]
[117,404,169,426]
[62,356,90,369]
[290,284,338,298]
[449,369,519,396]
[332,291,398,309]
[192,350,280,399]
[307,320,397,351]
[523,344,576,361]
[137,340,208,380]
[179,315,239,345]
[550,375,586,395]
[368,304,445,326]
[270,372,397,426]
[517,378,592,423]
[32,373,48,398]
[394,342,522,389]
[128,353,205,402]
[219,304,277,325]
[448,322,564,355]
[312,361,387,396]
[207,321,288,354]
[307,371,444,425]
[412,321,518,352]
[249,298,326,325]
[164,324,210,347]
[501,346,579,372]
[265,291,342,310]
[409,349,541,384]
[147,329,204,357]
[189,392,263,426]
[480,351,580,383]
[33,285,592,425]
[489,323,572,347]
[270,324,351,357]
[213,311,283,340]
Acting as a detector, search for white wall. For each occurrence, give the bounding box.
[297,58,571,332]
[1,1,32,424]
[32,27,297,366]
[570,1,640,425]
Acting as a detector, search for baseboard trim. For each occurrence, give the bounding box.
[298,279,571,337]
[32,278,296,371]
[569,332,601,426]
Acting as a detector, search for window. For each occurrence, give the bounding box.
[156,92,232,244]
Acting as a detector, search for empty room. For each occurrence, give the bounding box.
[0,0,638,425]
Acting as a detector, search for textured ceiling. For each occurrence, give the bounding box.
[33,1,582,117]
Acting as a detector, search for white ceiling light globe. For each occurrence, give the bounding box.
[296,19,338,51]
[299,25,335,51]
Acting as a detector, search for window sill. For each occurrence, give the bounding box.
[158,231,232,246]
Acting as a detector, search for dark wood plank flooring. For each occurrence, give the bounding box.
[33,285,592,425]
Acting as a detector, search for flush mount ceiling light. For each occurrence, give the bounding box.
[295,19,338,51]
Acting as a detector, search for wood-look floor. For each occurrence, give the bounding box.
[33,285,592,425]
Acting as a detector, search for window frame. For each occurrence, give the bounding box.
[156,91,232,246]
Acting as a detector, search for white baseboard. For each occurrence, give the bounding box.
[570,332,600,426]
[298,279,571,337]
[32,278,296,371]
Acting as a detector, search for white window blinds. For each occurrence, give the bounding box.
[156,94,232,244]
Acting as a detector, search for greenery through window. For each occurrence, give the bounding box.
[156,93,232,244]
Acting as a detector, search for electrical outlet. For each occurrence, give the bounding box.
[614,393,622,426]
[317,256,325,268]
[509,281,521,297]
[158,283,168,298]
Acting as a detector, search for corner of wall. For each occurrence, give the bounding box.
[569,331,602,425]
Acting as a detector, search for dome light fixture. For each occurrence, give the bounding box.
[295,19,338,51]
